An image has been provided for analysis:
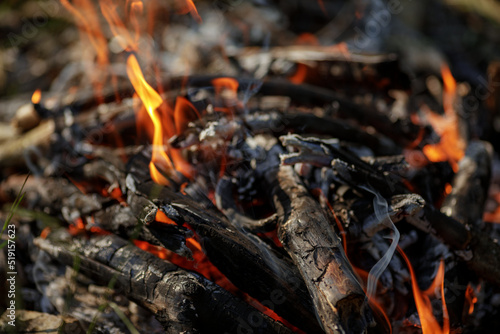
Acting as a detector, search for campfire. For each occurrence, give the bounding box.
[2,0,500,333]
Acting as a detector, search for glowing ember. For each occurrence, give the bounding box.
[68,217,86,236]
[155,210,177,225]
[31,89,41,104]
[295,33,320,46]
[399,248,449,334]
[444,183,452,195]
[289,63,308,84]
[212,77,239,96]
[422,65,465,172]
[483,192,500,223]
[126,54,173,185]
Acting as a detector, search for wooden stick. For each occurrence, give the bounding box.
[268,165,375,334]
[130,177,323,333]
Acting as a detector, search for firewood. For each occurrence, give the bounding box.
[267,164,375,333]
[185,76,425,146]
[35,233,294,334]
[279,134,500,288]
[127,172,323,332]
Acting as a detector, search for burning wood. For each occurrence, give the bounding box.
[2,0,500,333]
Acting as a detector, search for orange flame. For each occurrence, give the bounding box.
[177,0,201,23]
[126,54,173,185]
[399,247,449,334]
[31,89,41,104]
[465,284,478,315]
[174,96,202,135]
[59,0,109,101]
[129,1,144,46]
[422,65,465,172]
[212,77,241,114]
[100,0,140,52]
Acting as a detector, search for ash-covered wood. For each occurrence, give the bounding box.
[35,233,294,334]
[267,165,375,333]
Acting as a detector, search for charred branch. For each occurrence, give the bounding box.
[267,164,375,334]
[35,233,293,334]
[126,167,323,332]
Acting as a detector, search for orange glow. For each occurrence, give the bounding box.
[177,0,201,23]
[212,77,239,96]
[31,89,41,104]
[40,227,51,239]
[444,183,452,195]
[422,65,465,172]
[68,217,86,236]
[441,65,457,114]
[212,77,241,114]
[399,248,449,334]
[155,210,177,225]
[484,193,500,223]
[89,225,112,235]
[129,1,144,47]
[60,0,108,66]
[126,54,173,185]
[484,206,500,223]
[244,294,305,333]
[317,0,327,16]
[289,63,308,84]
[100,0,139,52]
[59,0,109,102]
[134,239,169,259]
[465,284,478,315]
[174,96,202,135]
[295,33,319,46]
[101,186,126,204]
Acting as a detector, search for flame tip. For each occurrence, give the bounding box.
[31,89,42,104]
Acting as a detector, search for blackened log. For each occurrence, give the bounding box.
[245,111,400,156]
[268,165,374,334]
[438,140,492,325]
[185,76,425,147]
[127,175,322,333]
[91,203,193,259]
[35,233,293,334]
[279,134,500,288]
[407,206,500,287]
[441,140,493,226]
[280,134,405,197]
